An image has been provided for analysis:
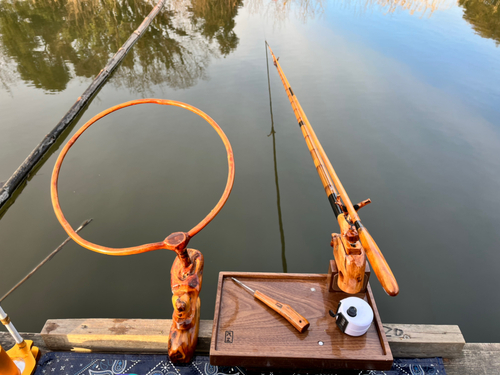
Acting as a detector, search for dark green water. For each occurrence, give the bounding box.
[0,0,499,344]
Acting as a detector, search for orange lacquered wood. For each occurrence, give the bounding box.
[168,248,203,362]
[50,99,235,256]
[253,290,310,333]
[267,44,399,297]
[358,227,399,296]
[267,46,337,201]
[332,234,366,294]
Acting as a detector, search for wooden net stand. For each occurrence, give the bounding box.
[50,99,235,363]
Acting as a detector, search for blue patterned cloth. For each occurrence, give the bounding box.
[33,353,445,375]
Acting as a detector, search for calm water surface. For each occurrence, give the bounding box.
[0,0,499,343]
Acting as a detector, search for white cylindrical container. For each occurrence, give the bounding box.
[335,297,373,336]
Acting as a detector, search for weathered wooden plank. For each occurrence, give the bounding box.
[382,323,465,358]
[41,319,465,359]
[41,319,212,354]
[443,343,500,375]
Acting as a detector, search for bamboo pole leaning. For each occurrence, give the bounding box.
[0,219,93,304]
[0,0,167,213]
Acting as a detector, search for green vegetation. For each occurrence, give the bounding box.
[0,0,243,92]
[460,0,500,45]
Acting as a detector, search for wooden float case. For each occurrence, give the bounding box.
[210,270,392,371]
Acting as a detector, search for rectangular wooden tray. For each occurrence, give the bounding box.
[210,272,392,371]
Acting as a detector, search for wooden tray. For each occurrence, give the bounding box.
[210,272,392,371]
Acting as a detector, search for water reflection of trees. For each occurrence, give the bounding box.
[247,0,326,24]
[460,0,500,45]
[249,0,499,45]
[364,0,455,16]
[0,0,243,93]
[247,0,456,22]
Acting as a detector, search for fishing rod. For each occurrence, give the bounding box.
[266,43,399,297]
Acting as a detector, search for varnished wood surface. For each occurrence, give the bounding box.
[328,260,370,293]
[210,272,392,370]
[2,331,491,374]
[50,99,235,257]
[253,290,310,333]
[168,248,204,363]
[332,233,366,294]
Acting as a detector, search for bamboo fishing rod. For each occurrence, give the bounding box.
[267,43,399,297]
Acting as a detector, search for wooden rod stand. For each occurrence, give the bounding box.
[327,259,371,293]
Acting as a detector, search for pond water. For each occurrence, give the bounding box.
[0,0,499,344]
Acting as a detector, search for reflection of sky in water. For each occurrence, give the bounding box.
[0,0,498,93]
[0,0,499,344]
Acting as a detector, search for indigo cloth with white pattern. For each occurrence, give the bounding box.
[33,352,446,375]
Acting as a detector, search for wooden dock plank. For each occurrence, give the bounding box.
[40,318,212,354]
[382,323,465,358]
[443,343,500,375]
[40,319,464,359]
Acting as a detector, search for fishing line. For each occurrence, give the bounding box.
[265,41,287,273]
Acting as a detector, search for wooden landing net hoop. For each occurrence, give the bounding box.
[51,98,235,257]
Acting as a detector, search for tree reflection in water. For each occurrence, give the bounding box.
[460,0,500,45]
[0,0,243,93]
[247,0,326,24]
[0,0,498,94]
[248,0,499,45]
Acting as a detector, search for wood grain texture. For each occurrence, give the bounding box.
[50,99,235,257]
[383,323,465,358]
[39,319,467,359]
[332,232,366,294]
[210,272,392,371]
[328,260,370,293]
[357,226,399,296]
[40,319,212,353]
[168,248,203,363]
[443,343,500,375]
[253,290,310,333]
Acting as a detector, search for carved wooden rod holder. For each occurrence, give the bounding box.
[50,99,235,363]
[329,213,367,294]
[164,232,203,362]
